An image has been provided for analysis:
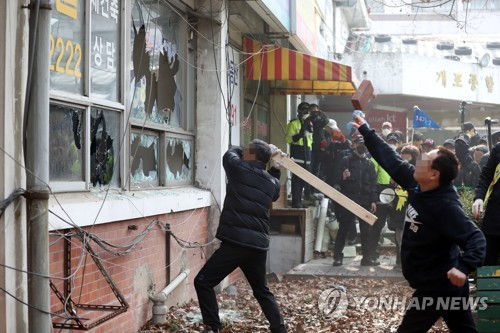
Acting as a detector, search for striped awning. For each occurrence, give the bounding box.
[243,37,356,95]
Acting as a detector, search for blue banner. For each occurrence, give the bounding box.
[413,107,440,129]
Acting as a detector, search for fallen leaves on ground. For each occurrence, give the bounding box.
[141,277,451,332]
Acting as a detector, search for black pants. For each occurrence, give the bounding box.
[369,202,391,259]
[397,283,477,333]
[334,203,371,260]
[194,242,287,333]
[291,162,308,207]
[484,233,500,265]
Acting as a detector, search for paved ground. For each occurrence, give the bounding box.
[284,254,406,281]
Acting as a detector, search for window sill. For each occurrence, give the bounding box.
[48,187,212,230]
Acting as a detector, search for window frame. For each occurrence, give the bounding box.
[49,99,125,192]
[128,0,196,190]
[48,0,125,192]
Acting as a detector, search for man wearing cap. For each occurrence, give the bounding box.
[332,135,377,266]
[305,104,329,185]
[195,140,287,333]
[443,139,455,152]
[454,133,481,190]
[421,139,435,154]
[286,102,312,208]
[381,121,392,140]
[464,122,481,147]
[323,119,349,182]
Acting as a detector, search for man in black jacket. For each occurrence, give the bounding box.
[353,116,485,333]
[194,140,287,333]
[332,135,377,266]
[473,141,500,265]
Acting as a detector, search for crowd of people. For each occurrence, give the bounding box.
[194,102,495,332]
[285,103,497,269]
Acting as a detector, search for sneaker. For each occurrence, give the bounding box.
[201,326,219,333]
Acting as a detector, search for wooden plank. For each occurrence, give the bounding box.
[272,154,377,225]
[478,266,500,278]
[477,278,500,291]
[477,291,500,304]
[477,319,500,332]
[478,305,500,319]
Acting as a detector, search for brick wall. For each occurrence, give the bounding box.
[48,207,244,333]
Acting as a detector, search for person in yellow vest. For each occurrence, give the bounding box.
[473,142,500,265]
[286,102,313,208]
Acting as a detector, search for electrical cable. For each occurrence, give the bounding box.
[0,286,84,321]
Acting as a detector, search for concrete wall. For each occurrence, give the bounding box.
[195,15,228,210]
[0,1,28,332]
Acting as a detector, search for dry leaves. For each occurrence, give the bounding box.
[141,277,452,332]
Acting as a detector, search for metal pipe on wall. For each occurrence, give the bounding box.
[26,0,51,331]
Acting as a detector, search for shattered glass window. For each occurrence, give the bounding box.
[49,104,85,182]
[165,136,193,183]
[130,130,159,188]
[130,1,183,127]
[90,107,121,188]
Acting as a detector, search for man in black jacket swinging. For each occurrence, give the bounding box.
[194,139,287,333]
[352,116,485,332]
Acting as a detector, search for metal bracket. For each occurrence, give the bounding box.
[50,230,129,330]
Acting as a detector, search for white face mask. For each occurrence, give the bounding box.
[382,128,391,137]
[389,144,397,151]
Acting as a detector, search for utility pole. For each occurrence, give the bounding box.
[26,0,52,332]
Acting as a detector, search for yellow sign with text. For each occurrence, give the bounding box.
[56,0,78,19]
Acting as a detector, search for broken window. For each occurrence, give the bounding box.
[130,130,159,188]
[49,104,85,182]
[130,0,183,127]
[165,136,193,183]
[90,108,121,188]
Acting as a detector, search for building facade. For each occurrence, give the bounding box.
[0,0,362,332]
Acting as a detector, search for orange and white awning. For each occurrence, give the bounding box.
[243,37,356,95]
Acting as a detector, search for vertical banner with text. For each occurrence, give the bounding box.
[227,46,241,147]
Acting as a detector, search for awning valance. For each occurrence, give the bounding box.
[243,37,356,95]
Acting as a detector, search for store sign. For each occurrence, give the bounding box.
[366,110,407,138]
[403,56,500,105]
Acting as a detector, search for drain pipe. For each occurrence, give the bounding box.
[151,269,190,325]
[314,197,329,252]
